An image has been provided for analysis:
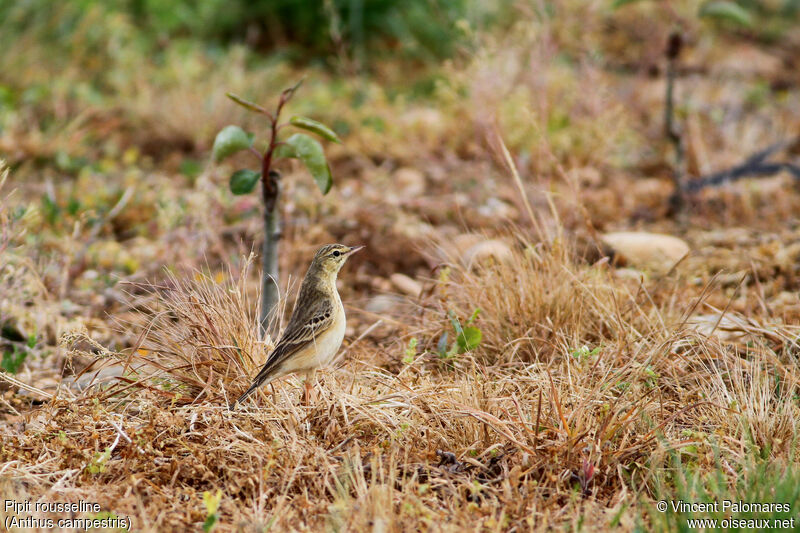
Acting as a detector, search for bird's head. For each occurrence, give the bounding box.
[311,243,364,277]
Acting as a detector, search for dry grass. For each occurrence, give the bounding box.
[59,256,278,406]
[5,214,800,530]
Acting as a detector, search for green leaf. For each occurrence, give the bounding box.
[1,347,27,374]
[446,342,460,359]
[402,337,418,364]
[273,143,296,159]
[699,1,753,26]
[229,169,261,195]
[289,116,342,144]
[212,125,254,163]
[281,133,333,194]
[437,332,449,357]
[456,326,482,352]
[448,310,463,335]
[202,515,218,533]
[226,92,269,115]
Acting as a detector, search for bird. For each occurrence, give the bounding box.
[231,243,363,408]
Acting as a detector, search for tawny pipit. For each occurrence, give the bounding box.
[232,243,363,408]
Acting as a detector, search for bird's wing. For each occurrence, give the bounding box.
[264,297,335,369]
[233,298,334,406]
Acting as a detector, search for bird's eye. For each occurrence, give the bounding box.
[332,250,341,257]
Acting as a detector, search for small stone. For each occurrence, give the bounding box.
[601,232,689,272]
[686,313,751,343]
[365,294,405,314]
[433,232,483,263]
[613,268,646,282]
[462,239,513,268]
[394,168,426,198]
[390,273,422,297]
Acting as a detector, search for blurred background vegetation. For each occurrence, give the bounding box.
[0,0,518,170]
[2,0,799,280]
[1,0,798,163]
[0,0,513,86]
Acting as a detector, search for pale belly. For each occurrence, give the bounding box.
[279,300,346,375]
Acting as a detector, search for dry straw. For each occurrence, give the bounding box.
[5,165,800,531]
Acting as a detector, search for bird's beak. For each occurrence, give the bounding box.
[347,245,365,256]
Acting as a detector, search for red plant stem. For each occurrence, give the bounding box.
[261,88,293,213]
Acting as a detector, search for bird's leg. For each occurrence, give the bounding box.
[302,369,318,405]
[304,379,312,406]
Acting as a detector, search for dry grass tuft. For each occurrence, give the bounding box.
[421,230,688,368]
[64,256,272,406]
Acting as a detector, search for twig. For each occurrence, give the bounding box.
[0,371,53,399]
[682,139,800,193]
[665,31,685,211]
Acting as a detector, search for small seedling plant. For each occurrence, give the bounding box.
[437,309,482,359]
[211,80,341,337]
[202,489,222,533]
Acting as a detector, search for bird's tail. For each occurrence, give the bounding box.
[229,367,273,409]
[230,382,259,410]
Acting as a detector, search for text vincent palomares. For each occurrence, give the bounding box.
[669,500,791,513]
